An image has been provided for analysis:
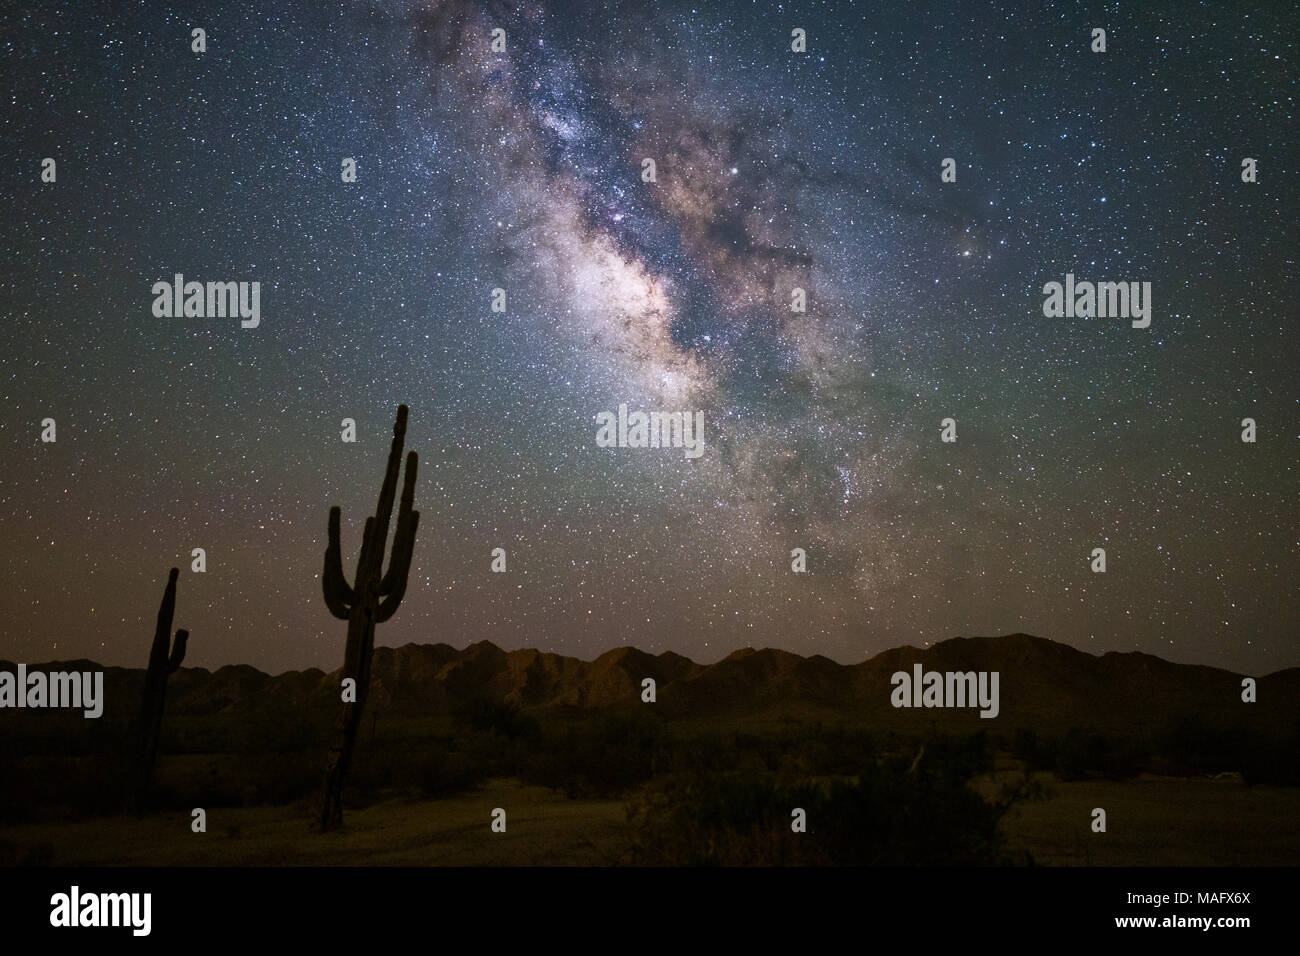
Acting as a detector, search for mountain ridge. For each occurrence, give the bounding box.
[4,633,1294,736]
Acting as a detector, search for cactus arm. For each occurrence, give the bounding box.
[323,507,355,619]
[168,629,189,672]
[376,511,419,622]
[380,451,419,596]
[366,405,408,579]
[150,568,180,670]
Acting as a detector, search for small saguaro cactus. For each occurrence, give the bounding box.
[127,567,189,815]
[319,404,420,831]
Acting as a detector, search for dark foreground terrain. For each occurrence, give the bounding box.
[3,635,1297,865]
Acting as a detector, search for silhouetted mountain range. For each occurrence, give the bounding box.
[6,634,1297,736]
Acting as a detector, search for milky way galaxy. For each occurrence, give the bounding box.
[2,0,1296,674]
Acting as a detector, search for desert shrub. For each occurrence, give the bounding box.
[453,699,541,745]
[920,731,995,785]
[417,748,486,797]
[809,726,878,776]
[1052,730,1148,781]
[629,733,1031,866]
[1239,720,1300,786]
[1157,716,1244,775]
[520,711,666,798]
[1014,728,1147,780]
[1011,728,1050,770]
[0,754,126,823]
[628,772,825,865]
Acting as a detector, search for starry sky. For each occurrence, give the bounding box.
[3,0,1297,676]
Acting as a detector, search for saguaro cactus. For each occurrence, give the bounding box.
[320,404,420,831]
[127,567,189,815]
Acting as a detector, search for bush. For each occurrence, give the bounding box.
[520,712,666,798]
[628,733,1032,866]
[1239,720,1300,786]
[453,699,541,745]
[1013,728,1147,781]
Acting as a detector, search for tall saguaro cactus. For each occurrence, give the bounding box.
[320,404,420,831]
[127,567,189,815]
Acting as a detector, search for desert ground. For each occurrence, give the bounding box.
[2,772,1296,867]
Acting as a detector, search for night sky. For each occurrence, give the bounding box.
[3,0,1296,676]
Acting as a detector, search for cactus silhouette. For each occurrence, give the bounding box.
[319,404,420,831]
[127,567,189,815]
